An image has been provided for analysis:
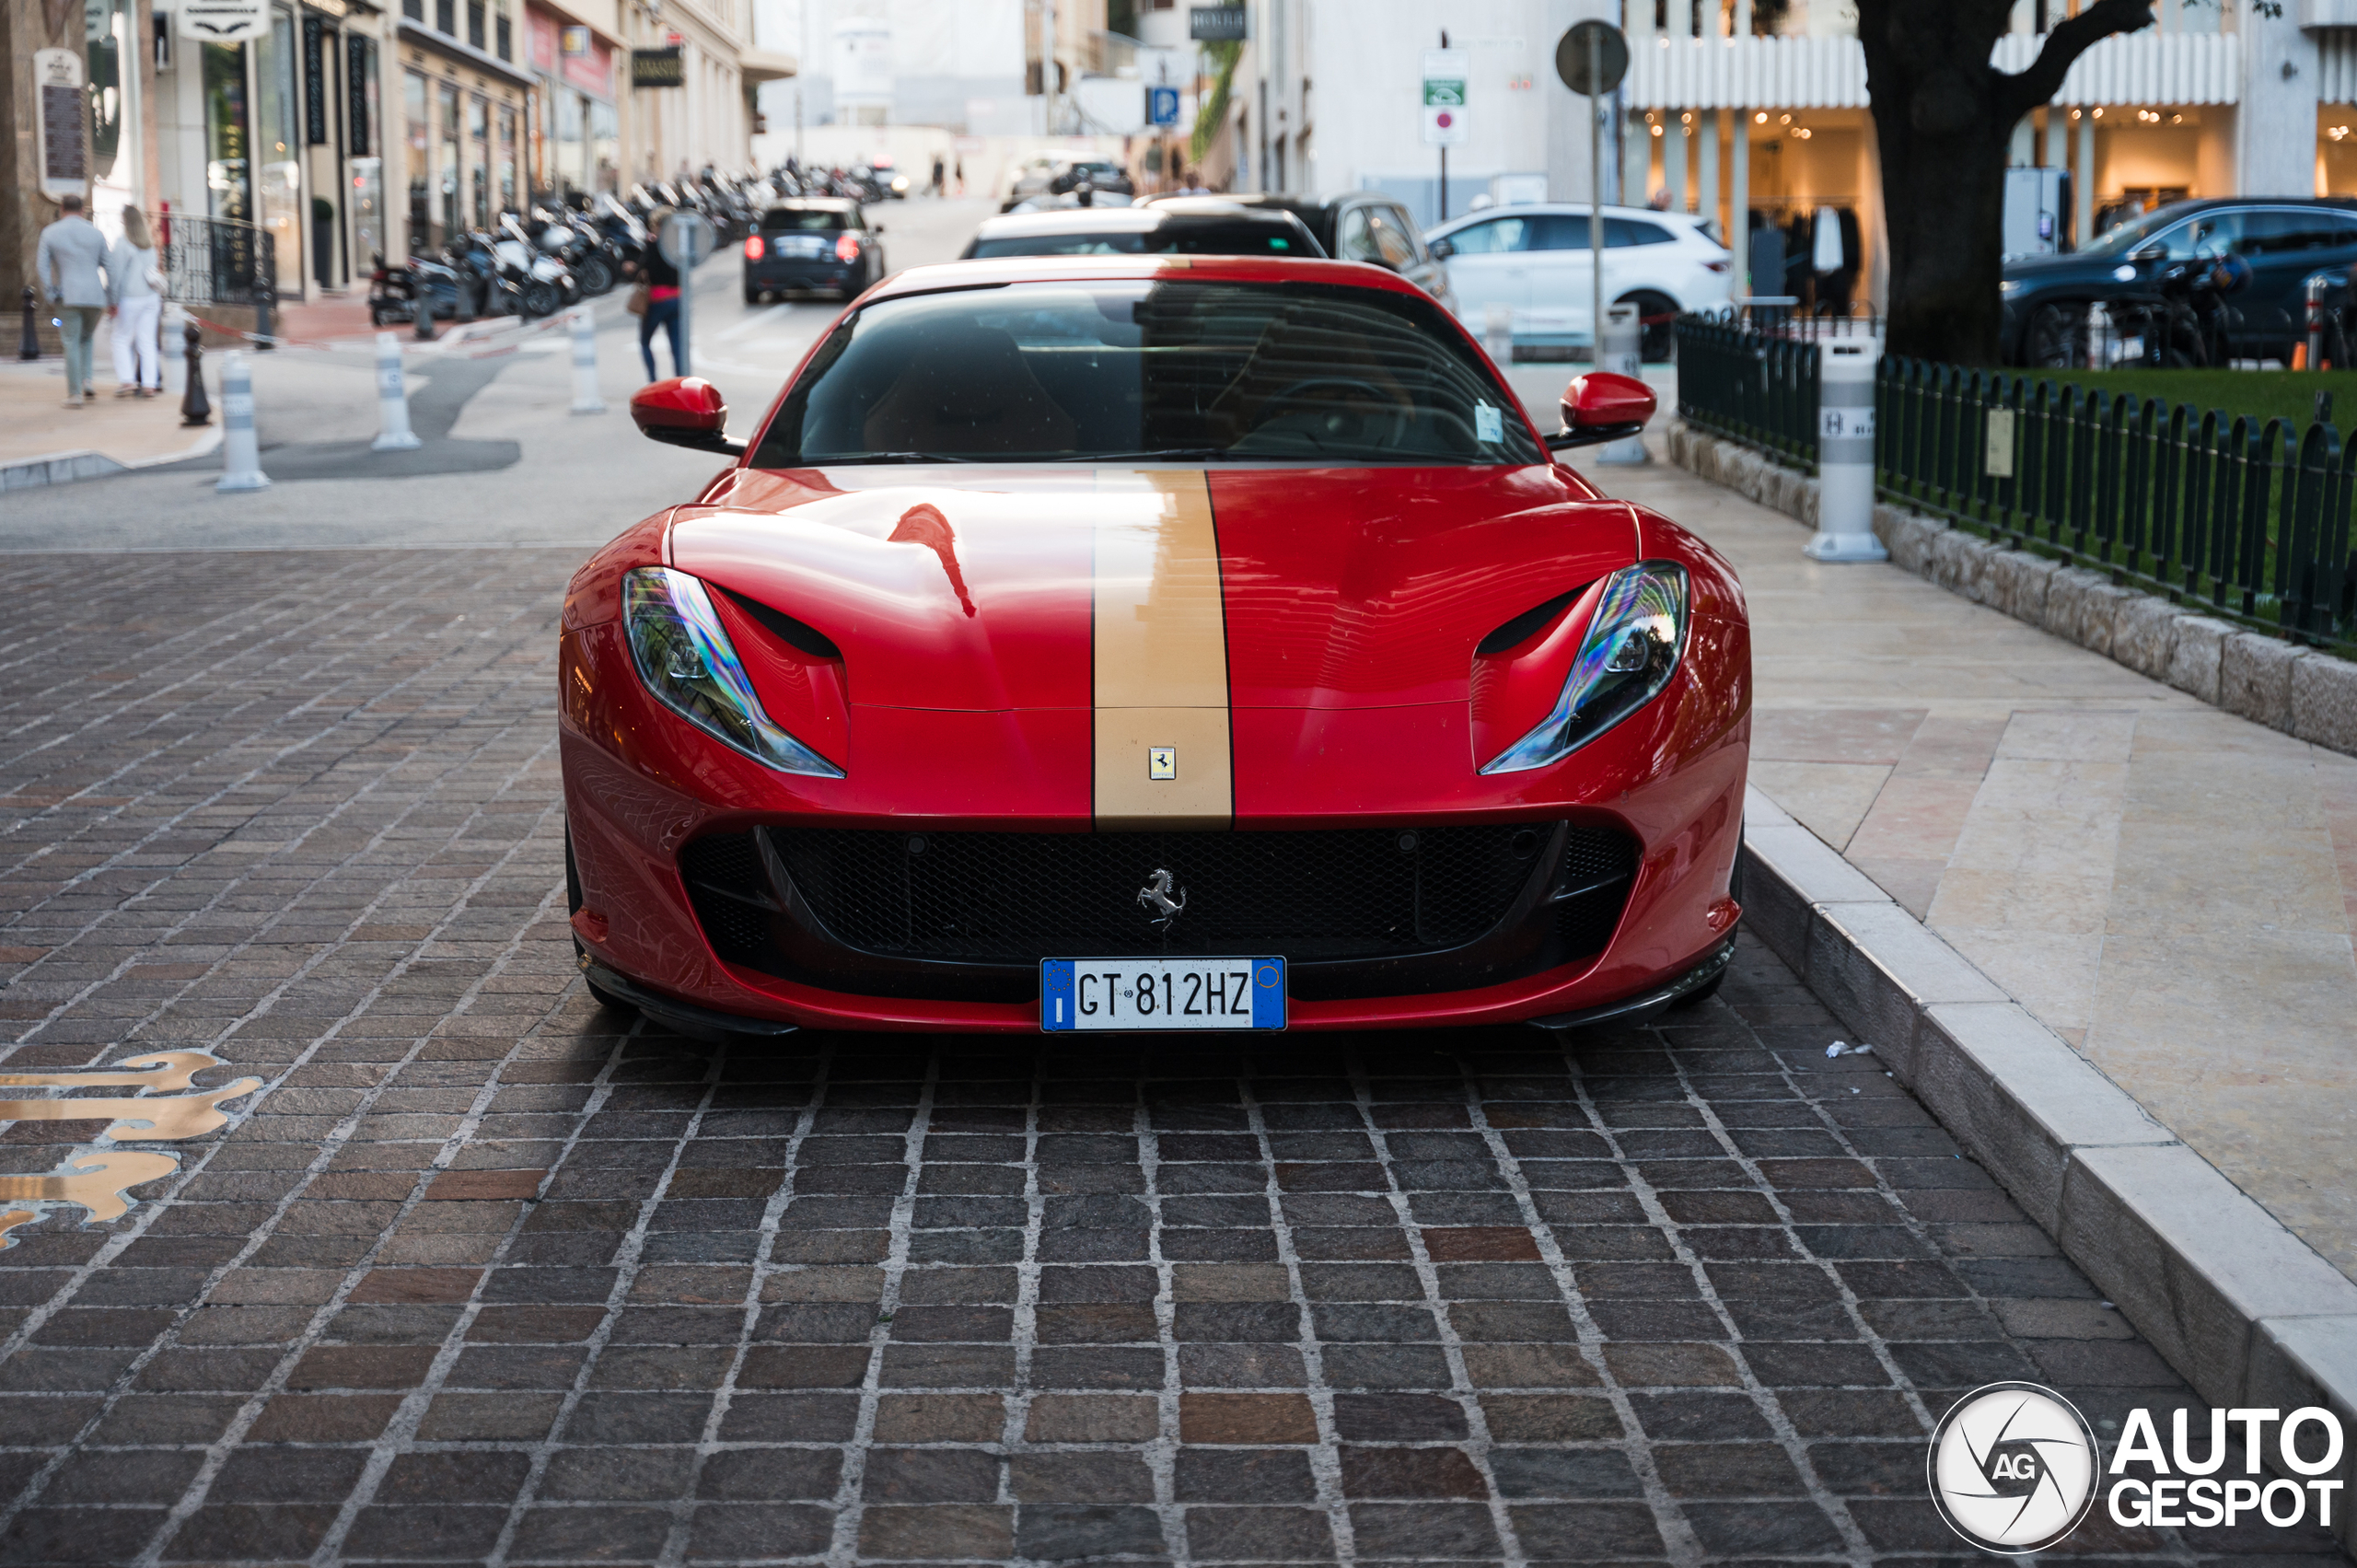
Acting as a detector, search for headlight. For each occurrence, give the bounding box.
[621,566,843,778]
[1480,563,1688,774]
[2000,279,2026,296]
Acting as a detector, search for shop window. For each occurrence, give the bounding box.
[469,96,489,228]
[439,79,461,240]
[203,41,253,226]
[405,68,430,249]
[466,1,483,49]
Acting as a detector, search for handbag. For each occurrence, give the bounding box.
[626,283,649,316]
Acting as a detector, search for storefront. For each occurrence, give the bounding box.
[526,1,617,203]
[396,17,532,250]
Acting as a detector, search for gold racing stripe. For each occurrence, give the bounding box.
[1093,470,1233,829]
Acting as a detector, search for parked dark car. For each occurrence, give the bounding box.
[1143,192,1457,315]
[959,203,1326,261]
[743,198,885,303]
[2003,198,2357,366]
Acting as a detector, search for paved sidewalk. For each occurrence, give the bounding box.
[0,360,214,477]
[1580,429,2357,1289]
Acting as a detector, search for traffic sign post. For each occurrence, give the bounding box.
[1147,85,1179,127]
[659,210,712,379]
[1422,46,1468,219]
[1555,20,1628,365]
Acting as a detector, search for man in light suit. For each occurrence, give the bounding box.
[37,194,115,408]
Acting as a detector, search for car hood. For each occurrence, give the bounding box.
[2003,249,2124,284]
[672,464,1640,714]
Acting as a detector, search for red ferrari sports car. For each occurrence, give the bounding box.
[559,253,1748,1038]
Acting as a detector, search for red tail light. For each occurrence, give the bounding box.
[744,235,765,260]
[835,233,859,263]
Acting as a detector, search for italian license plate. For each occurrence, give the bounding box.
[1040,958,1285,1032]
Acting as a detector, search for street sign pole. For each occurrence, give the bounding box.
[1556,21,1629,367]
[660,211,711,379]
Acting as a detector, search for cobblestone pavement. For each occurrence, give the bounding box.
[0,551,2343,1566]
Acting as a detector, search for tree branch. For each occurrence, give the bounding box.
[1995,0,2156,123]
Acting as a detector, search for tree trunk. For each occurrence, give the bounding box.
[1858,0,2156,365]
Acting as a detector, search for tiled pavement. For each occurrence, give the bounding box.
[0,551,2343,1566]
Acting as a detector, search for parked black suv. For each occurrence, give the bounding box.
[2002,197,2357,366]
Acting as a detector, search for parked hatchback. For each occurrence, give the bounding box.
[2001,197,2357,366]
[1146,192,1457,315]
[744,199,885,303]
[1425,204,1734,361]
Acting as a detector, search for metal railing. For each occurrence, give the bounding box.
[155,213,277,342]
[1676,309,1881,471]
[1671,313,2357,654]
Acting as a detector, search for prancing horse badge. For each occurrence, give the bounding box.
[1147,747,1177,781]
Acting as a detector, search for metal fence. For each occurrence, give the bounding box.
[1674,309,1881,472]
[155,214,277,341]
[1672,312,2357,655]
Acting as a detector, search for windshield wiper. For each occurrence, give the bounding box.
[812,451,986,464]
[1047,447,1235,462]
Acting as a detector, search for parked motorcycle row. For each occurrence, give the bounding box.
[367,172,773,331]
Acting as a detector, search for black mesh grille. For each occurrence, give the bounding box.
[769,825,1556,962]
[1554,831,1639,958]
[670,821,1643,1004]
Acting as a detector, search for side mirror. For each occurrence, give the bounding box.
[1429,237,1456,261]
[2128,242,2167,262]
[631,377,746,457]
[1547,371,1655,451]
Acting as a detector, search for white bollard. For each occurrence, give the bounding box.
[1804,334,1887,563]
[1592,303,1650,466]
[161,304,188,398]
[1482,302,1514,366]
[215,352,271,493]
[370,331,423,451]
[567,304,605,414]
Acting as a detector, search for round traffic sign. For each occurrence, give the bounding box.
[1555,19,1629,97]
[659,210,713,270]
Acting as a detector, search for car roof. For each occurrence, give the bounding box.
[972,204,1313,239]
[863,253,1431,308]
[1428,203,1702,233]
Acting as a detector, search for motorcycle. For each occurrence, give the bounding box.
[367,251,461,327]
[498,216,575,316]
[531,205,618,296]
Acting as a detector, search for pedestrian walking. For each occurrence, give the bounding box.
[633,208,683,380]
[930,155,946,198]
[36,194,113,408]
[108,207,165,398]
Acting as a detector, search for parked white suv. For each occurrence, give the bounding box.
[1426,203,1734,360]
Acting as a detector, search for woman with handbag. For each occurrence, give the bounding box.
[631,208,683,381]
[108,208,166,398]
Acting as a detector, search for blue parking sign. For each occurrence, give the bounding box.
[1148,86,1180,126]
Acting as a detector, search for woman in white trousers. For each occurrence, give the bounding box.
[109,207,165,397]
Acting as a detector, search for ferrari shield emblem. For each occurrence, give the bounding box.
[1147,747,1177,780]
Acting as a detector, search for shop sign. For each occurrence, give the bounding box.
[85,0,111,42]
[177,0,269,42]
[1188,6,1245,42]
[35,48,87,195]
[561,24,586,54]
[631,45,681,87]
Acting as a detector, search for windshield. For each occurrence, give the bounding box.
[969,224,1308,259]
[751,279,1543,468]
[2078,203,2202,258]
[764,208,852,231]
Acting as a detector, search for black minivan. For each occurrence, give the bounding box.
[2002,197,2357,366]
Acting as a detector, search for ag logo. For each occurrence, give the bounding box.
[1928,1382,2099,1553]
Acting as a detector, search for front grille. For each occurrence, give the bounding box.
[771,824,1557,962]
[672,821,1643,1005]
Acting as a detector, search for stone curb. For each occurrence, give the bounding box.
[0,427,226,493]
[1738,784,2357,1551]
[1667,421,2357,759]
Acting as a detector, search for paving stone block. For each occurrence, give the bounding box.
[2165,614,2234,704]
[2057,1143,2357,1411]
[1909,1004,2174,1235]
[2221,631,2306,731]
[1802,900,2008,1060]
[2109,592,2182,680]
[2289,649,2357,755]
